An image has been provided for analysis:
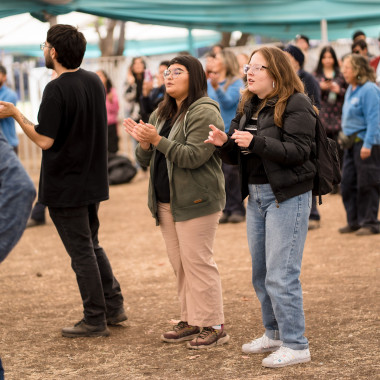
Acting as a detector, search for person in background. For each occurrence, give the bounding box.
[314,46,347,193]
[124,55,229,349]
[124,56,149,123]
[284,44,321,230]
[369,34,380,82]
[237,52,249,80]
[208,50,246,223]
[211,44,224,55]
[0,65,18,154]
[351,40,373,62]
[140,60,170,119]
[295,34,317,73]
[352,30,366,44]
[0,24,126,337]
[0,130,36,261]
[204,52,216,80]
[96,70,119,154]
[0,130,36,380]
[339,54,380,235]
[125,56,149,171]
[206,45,315,368]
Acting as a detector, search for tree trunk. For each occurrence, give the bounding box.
[221,32,232,48]
[236,33,250,46]
[116,21,126,56]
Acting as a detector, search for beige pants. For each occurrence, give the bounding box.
[157,202,224,327]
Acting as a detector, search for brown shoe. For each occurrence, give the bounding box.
[186,325,230,349]
[61,320,110,338]
[161,321,200,343]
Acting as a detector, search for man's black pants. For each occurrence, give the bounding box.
[49,203,124,326]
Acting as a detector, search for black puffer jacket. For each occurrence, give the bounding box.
[220,92,317,203]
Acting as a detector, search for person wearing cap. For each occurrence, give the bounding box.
[284,44,322,230]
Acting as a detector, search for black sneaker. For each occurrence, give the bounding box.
[338,225,360,234]
[61,320,110,338]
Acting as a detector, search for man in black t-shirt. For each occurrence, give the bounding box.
[0,24,126,337]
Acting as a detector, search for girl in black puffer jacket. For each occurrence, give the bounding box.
[205,46,317,368]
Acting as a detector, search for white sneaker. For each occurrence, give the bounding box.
[262,346,311,368]
[242,333,283,354]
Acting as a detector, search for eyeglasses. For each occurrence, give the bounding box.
[163,69,188,79]
[353,50,360,54]
[40,42,53,51]
[243,64,268,74]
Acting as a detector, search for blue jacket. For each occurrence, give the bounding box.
[0,85,18,147]
[207,77,244,133]
[342,81,380,149]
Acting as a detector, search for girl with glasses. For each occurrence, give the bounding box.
[205,46,317,367]
[123,55,229,349]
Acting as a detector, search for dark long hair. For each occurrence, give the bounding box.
[97,69,112,94]
[315,46,340,76]
[157,55,207,124]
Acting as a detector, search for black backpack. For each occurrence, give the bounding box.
[312,115,341,204]
[108,154,137,185]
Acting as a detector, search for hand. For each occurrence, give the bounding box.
[320,80,331,91]
[127,70,135,85]
[209,72,220,90]
[360,146,371,160]
[123,118,150,150]
[142,80,153,97]
[231,130,254,148]
[330,81,340,94]
[135,121,161,146]
[204,124,228,146]
[0,101,16,119]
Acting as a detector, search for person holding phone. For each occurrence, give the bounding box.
[205,46,316,367]
[124,55,229,349]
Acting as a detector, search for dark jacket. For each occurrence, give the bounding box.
[298,69,321,110]
[220,92,317,202]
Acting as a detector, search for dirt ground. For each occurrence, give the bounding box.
[0,173,379,380]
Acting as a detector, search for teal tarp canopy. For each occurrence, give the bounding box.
[1,0,380,40]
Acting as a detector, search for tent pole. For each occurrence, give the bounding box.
[321,19,328,44]
[187,28,195,56]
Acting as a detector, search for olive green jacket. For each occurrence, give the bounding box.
[135,97,226,224]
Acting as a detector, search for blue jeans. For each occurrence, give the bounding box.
[0,132,36,262]
[246,183,311,350]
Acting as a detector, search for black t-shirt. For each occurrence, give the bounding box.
[35,69,109,207]
[153,119,171,203]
